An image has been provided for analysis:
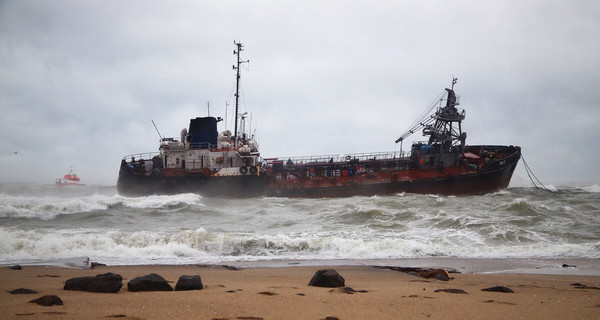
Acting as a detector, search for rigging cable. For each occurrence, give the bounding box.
[521,154,553,192]
[409,91,446,129]
[395,91,445,143]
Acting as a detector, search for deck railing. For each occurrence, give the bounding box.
[342,151,407,161]
[267,154,341,165]
[265,151,409,166]
[122,152,160,163]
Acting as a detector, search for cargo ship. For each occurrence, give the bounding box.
[117,43,521,197]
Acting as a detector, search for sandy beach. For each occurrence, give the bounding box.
[1,263,599,320]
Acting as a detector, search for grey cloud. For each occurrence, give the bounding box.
[1,0,598,186]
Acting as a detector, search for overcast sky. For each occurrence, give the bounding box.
[1,0,599,187]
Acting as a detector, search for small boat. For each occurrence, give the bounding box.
[55,167,85,186]
[117,43,520,197]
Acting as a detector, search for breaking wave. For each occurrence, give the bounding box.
[0,184,599,265]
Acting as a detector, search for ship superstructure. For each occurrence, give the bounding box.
[117,42,264,197]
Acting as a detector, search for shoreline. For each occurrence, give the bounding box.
[4,257,600,276]
[223,257,600,276]
[2,261,599,319]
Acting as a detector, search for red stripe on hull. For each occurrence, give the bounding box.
[265,161,518,198]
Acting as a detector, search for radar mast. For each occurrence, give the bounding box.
[233,41,249,145]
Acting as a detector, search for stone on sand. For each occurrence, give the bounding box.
[308,269,345,288]
[127,273,173,292]
[64,272,123,293]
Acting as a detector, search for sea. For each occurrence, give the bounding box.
[1,184,599,271]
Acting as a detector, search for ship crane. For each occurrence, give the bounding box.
[395,78,466,152]
[394,115,435,144]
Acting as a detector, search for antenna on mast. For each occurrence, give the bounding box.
[224,101,229,132]
[233,41,249,145]
[249,113,253,139]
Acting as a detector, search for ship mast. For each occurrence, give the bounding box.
[233,41,249,145]
[423,77,466,151]
[395,78,466,152]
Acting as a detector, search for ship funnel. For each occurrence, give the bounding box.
[188,117,218,149]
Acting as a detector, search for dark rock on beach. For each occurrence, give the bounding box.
[308,269,345,288]
[373,266,459,279]
[418,269,450,281]
[10,265,22,270]
[9,288,38,294]
[90,261,107,268]
[571,282,584,287]
[341,287,358,294]
[570,283,600,290]
[434,288,468,294]
[64,272,123,293]
[127,273,173,292]
[434,273,449,281]
[175,275,203,291]
[482,286,514,293]
[222,265,242,270]
[29,295,63,306]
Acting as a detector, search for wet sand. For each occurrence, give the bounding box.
[1,264,599,319]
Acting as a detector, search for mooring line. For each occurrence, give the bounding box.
[521,154,553,192]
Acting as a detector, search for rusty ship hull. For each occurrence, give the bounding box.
[264,145,520,198]
[117,161,266,197]
[117,144,520,197]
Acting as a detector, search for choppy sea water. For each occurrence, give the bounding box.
[0,183,598,266]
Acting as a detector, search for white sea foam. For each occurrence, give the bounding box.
[2,224,598,266]
[576,185,600,193]
[0,184,599,265]
[118,193,203,209]
[0,193,113,220]
[0,192,204,220]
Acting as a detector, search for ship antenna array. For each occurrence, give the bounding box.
[233,41,249,144]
